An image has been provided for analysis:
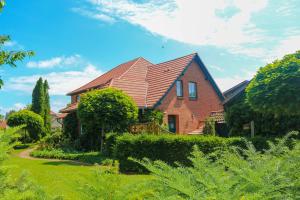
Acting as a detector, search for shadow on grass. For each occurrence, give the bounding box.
[42,161,92,166]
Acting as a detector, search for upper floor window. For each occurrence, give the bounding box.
[76,95,81,102]
[176,80,183,97]
[188,82,197,98]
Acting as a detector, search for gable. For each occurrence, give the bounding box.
[150,54,224,108]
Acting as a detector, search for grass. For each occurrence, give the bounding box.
[5,148,151,200]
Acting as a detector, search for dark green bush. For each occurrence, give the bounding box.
[63,112,79,140]
[7,109,45,141]
[114,134,244,173]
[104,132,119,157]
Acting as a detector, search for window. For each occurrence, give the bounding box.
[188,82,197,98]
[176,80,183,97]
[76,95,81,102]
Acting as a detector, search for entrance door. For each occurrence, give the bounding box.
[168,115,177,133]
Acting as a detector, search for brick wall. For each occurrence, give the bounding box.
[157,61,223,134]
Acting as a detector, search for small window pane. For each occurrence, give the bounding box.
[176,80,183,97]
[189,82,197,98]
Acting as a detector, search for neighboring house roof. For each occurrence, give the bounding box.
[0,120,7,129]
[61,53,224,112]
[223,80,250,105]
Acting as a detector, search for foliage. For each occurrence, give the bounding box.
[78,88,138,150]
[0,127,58,200]
[38,128,69,150]
[0,33,34,88]
[32,78,45,116]
[31,149,105,165]
[104,132,119,157]
[7,109,45,141]
[139,109,164,125]
[114,134,244,173]
[135,131,300,200]
[78,169,152,200]
[246,50,300,116]
[31,78,52,134]
[202,117,216,135]
[43,80,51,132]
[225,92,300,136]
[62,112,79,141]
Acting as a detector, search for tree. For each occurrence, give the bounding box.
[0,1,34,89]
[43,80,51,132]
[246,51,300,116]
[225,92,300,136]
[7,109,45,141]
[31,77,45,116]
[78,88,138,151]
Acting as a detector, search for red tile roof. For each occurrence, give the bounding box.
[146,53,196,106]
[60,103,78,113]
[68,57,151,95]
[62,53,223,112]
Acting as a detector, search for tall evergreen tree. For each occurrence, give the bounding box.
[31,77,45,116]
[43,80,51,132]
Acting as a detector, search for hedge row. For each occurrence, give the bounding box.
[113,134,249,173]
[30,149,104,164]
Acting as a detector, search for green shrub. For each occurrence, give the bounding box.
[38,128,69,150]
[30,149,104,164]
[114,134,243,173]
[104,132,119,157]
[7,109,45,141]
[134,132,300,199]
[202,117,216,135]
[63,112,79,140]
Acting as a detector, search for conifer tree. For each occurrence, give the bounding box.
[31,77,45,116]
[43,80,51,132]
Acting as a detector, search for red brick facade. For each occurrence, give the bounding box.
[157,61,223,134]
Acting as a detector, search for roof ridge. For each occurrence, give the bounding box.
[117,57,143,80]
[153,52,197,66]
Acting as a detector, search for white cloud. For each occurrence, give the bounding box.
[6,64,102,95]
[266,35,300,62]
[215,69,255,91]
[72,7,116,23]
[83,0,269,56]
[26,54,82,69]
[51,99,69,113]
[0,103,26,115]
[209,65,224,72]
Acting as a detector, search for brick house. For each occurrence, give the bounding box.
[61,53,224,134]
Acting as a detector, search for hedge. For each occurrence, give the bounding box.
[114,134,246,173]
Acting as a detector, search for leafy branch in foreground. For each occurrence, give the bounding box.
[134,131,300,200]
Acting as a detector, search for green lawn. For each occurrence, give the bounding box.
[5,149,150,200]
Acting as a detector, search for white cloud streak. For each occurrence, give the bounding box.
[26,54,82,69]
[6,64,102,95]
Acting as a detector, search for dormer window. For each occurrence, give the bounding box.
[176,80,183,97]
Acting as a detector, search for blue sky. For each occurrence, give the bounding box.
[0,0,299,114]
